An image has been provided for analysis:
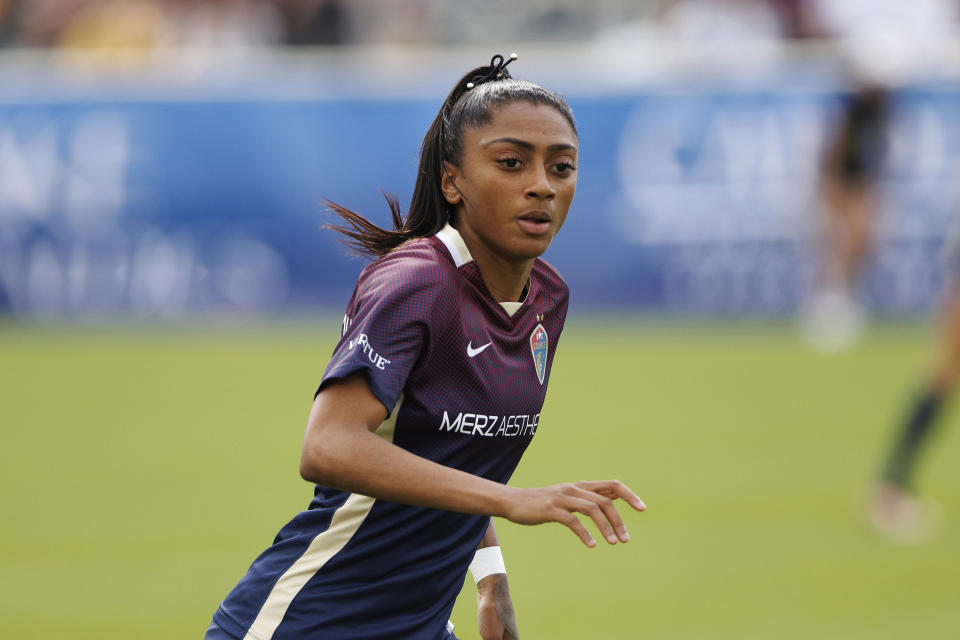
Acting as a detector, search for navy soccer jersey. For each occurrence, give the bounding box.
[212,224,569,640]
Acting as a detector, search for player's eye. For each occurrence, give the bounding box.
[553,162,576,175]
[497,157,522,169]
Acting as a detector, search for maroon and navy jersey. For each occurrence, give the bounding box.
[212,225,568,640]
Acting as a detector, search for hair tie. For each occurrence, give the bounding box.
[466,52,518,90]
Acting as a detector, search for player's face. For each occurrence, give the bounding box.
[442,101,578,262]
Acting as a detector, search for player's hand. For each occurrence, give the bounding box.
[477,573,518,640]
[502,480,646,547]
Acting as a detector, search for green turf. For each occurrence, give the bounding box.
[1,319,958,639]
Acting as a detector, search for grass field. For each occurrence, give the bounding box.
[1,318,958,639]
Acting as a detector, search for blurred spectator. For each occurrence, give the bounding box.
[766,0,824,39]
[12,0,88,47]
[2,0,959,69]
[0,0,22,45]
[274,0,347,46]
[162,0,283,48]
[5,0,332,50]
[658,0,787,42]
[57,0,167,52]
[351,0,432,46]
[46,0,286,72]
[0,0,671,50]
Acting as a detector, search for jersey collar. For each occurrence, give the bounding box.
[434,222,529,318]
[435,222,473,268]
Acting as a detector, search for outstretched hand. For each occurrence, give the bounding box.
[502,480,646,547]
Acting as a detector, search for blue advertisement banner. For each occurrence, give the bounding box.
[1,83,958,317]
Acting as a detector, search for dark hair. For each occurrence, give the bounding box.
[326,58,577,258]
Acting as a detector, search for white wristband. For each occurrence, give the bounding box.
[469,546,506,583]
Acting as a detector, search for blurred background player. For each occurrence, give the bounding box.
[798,0,957,352]
[867,217,960,543]
[802,85,889,353]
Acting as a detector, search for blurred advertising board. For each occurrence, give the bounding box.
[1,74,958,318]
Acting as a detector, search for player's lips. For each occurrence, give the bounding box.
[516,210,552,235]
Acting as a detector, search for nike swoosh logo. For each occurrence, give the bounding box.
[467,341,492,358]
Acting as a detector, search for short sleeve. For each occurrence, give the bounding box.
[318,250,450,414]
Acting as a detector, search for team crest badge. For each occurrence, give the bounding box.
[529,323,548,385]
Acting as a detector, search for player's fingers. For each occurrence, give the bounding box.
[588,490,630,542]
[568,496,620,545]
[557,509,597,548]
[581,480,646,512]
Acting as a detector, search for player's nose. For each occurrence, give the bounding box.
[525,165,555,201]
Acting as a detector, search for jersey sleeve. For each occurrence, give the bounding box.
[318,250,452,414]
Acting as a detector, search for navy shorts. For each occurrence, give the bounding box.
[204,619,459,639]
[203,620,234,640]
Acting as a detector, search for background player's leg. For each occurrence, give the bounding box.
[802,180,875,353]
[868,287,960,541]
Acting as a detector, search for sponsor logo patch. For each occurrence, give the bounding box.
[348,332,391,370]
[529,323,548,385]
[467,341,492,358]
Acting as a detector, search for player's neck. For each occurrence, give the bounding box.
[477,257,531,303]
[470,246,532,302]
[455,228,533,302]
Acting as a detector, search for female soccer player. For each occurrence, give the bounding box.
[205,54,646,640]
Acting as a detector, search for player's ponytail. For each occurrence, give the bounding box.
[326,54,576,258]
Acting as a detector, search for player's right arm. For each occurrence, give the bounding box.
[299,372,646,548]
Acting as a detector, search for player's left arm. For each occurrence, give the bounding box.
[475,518,518,640]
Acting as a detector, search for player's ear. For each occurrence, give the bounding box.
[441,161,462,206]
